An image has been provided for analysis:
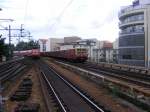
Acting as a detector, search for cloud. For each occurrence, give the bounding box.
[0,0,134,43]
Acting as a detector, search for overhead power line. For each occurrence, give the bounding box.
[57,0,74,19]
[24,0,29,25]
[49,0,74,31]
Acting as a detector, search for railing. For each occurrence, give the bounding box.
[119,5,146,17]
[119,30,144,35]
[120,17,144,24]
[119,20,144,27]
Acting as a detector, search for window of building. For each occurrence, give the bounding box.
[121,24,144,34]
[122,13,144,24]
[122,55,132,59]
[42,43,46,52]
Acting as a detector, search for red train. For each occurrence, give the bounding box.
[13,48,88,62]
[13,49,40,58]
[41,48,88,62]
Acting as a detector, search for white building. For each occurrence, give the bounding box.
[92,41,116,63]
[113,39,119,63]
[38,39,48,52]
[113,38,119,49]
[39,38,64,52]
[49,38,64,51]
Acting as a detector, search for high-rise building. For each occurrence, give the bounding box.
[118,0,150,67]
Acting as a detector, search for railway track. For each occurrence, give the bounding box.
[0,58,26,87]
[50,60,150,111]
[0,58,24,74]
[39,60,109,112]
[83,62,150,82]
[58,61,150,89]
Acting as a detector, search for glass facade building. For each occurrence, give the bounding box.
[118,0,150,67]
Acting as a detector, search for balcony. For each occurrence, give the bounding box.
[119,5,145,18]
[119,20,144,28]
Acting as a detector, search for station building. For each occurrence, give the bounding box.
[118,0,150,67]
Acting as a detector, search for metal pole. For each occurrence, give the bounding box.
[20,24,23,38]
[8,25,11,60]
[97,49,99,63]
[19,24,23,56]
[28,32,31,41]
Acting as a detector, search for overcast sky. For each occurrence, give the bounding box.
[0,0,134,43]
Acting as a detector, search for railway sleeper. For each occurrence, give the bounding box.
[10,77,33,102]
[14,103,40,112]
[58,61,150,110]
[57,72,111,112]
[40,68,71,112]
[10,94,31,101]
[56,61,150,111]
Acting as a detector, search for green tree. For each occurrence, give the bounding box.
[15,40,39,51]
[27,40,39,49]
[0,35,5,61]
[15,41,28,50]
[0,35,11,61]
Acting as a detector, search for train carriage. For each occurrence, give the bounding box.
[13,49,40,58]
[41,48,88,62]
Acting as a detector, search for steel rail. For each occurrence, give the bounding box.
[0,64,21,77]
[41,70,67,112]
[48,65,105,112]
[0,57,24,66]
[89,68,150,88]
[82,62,150,81]
[57,60,150,88]
[0,65,26,83]
[0,64,21,76]
[0,63,18,74]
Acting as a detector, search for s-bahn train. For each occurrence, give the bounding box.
[13,49,40,58]
[41,48,88,62]
[13,48,88,62]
